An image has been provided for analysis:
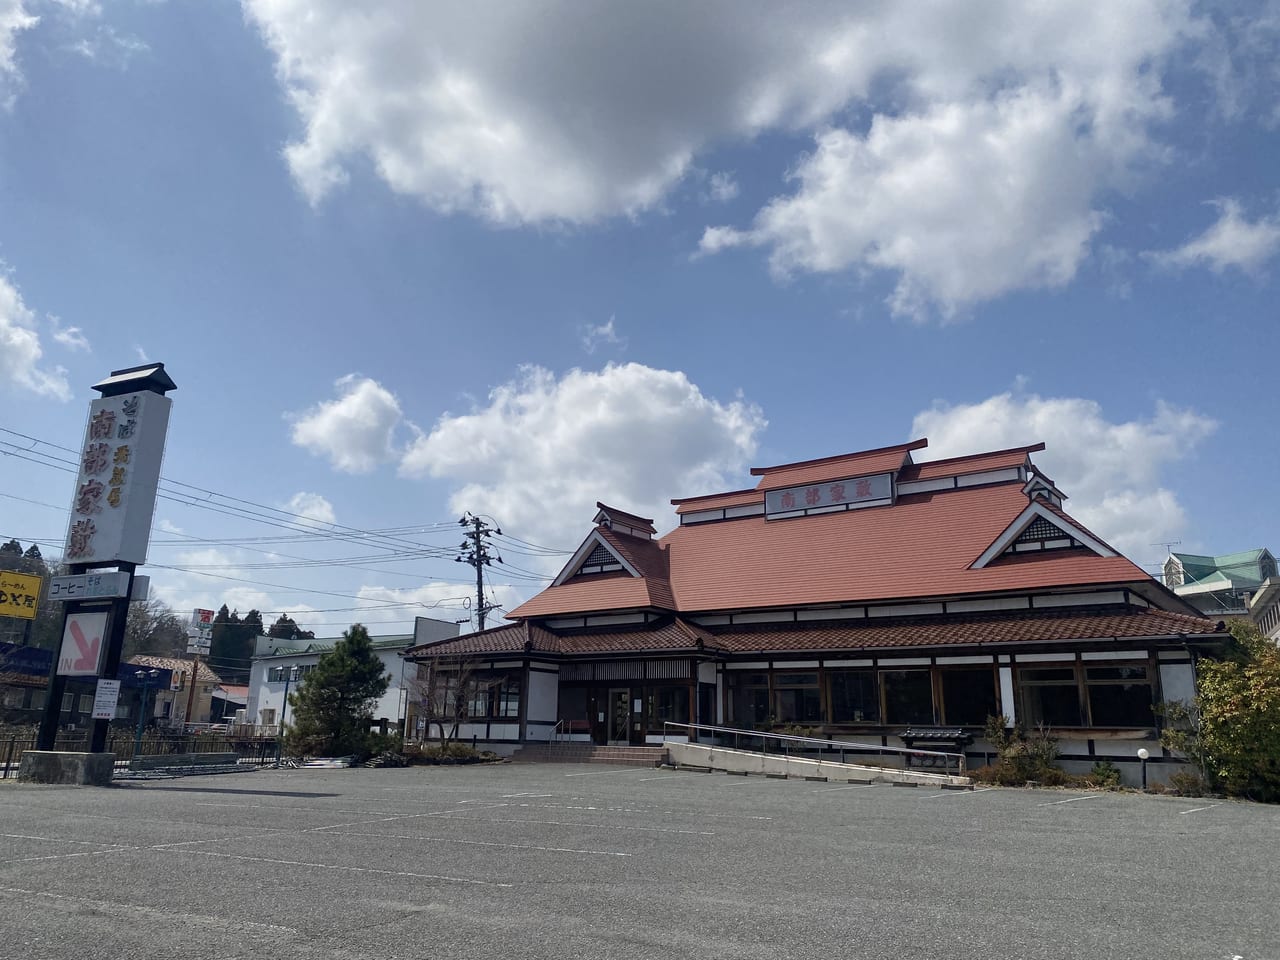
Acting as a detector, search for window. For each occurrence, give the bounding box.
[774,673,822,723]
[1018,666,1082,727]
[1018,662,1155,728]
[260,708,276,726]
[829,670,878,723]
[493,676,521,718]
[1086,664,1154,727]
[730,673,771,726]
[646,685,690,731]
[268,666,285,683]
[882,670,933,725]
[939,667,998,726]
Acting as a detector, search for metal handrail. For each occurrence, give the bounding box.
[662,721,966,774]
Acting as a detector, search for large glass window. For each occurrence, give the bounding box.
[647,685,690,731]
[774,673,822,723]
[731,673,771,726]
[939,667,998,726]
[1019,666,1082,727]
[1085,665,1153,727]
[882,670,933,725]
[829,670,879,723]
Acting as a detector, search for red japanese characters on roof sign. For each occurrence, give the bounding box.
[63,392,171,565]
[764,472,893,516]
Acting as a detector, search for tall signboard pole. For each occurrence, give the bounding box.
[34,364,176,767]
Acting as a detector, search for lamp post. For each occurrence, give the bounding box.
[133,669,160,757]
[276,665,299,762]
[1137,747,1150,790]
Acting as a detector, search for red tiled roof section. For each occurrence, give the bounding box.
[898,444,1043,482]
[672,488,762,514]
[404,618,715,658]
[404,622,560,658]
[129,655,224,684]
[596,502,656,535]
[752,440,928,491]
[713,607,1221,653]
[557,619,717,655]
[596,527,673,606]
[661,482,1149,611]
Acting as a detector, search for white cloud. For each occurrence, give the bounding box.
[0,0,37,108]
[580,315,624,355]
[0,265,71,400]
[283,491,336,527]
[49,316,90,351]
[707,171,739,203]
[400,362,765,561]
[289,374,404,473]
[911,392,1217,559]
[1146,199,1280,275]
[704,86,1112,320]
[67,24,149,67]
[245,2,1204,316]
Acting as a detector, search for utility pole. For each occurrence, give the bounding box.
[456,513,502,631]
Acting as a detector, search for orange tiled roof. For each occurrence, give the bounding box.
[898,444,1043,482]
[751,439,928,491]
[405,607,1220,659]
[511,480,1149,619]
[671,488,762,515]
[711,607,1221,654]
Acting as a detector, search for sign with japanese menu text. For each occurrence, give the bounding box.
[62,391,171,565]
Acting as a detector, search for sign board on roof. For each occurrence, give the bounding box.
[57,611,109,676]
[191,608,215,631]
[764,472,893,517]
[0,570,41,620]
[63,391,172,566]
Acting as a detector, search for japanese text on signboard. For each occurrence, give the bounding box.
[0,570,42,620]
[64,392,171,565]
[764,472,892,516]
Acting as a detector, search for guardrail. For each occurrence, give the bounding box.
[0,730,282,778]
[662,721,966,775]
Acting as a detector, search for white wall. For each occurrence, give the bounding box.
[248,648,411,728]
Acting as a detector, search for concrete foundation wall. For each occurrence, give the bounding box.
[18,751,115,786]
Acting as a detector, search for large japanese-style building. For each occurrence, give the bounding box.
[405,439,1224,780]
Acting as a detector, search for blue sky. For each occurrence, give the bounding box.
[2,1,1278,639]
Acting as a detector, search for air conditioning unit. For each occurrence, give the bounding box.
[233,709,247,725]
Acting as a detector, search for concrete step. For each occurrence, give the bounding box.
[512,744,668,766]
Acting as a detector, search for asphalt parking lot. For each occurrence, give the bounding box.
[1,763,1275,960]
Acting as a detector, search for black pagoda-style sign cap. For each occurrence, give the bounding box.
[91,362,177,397]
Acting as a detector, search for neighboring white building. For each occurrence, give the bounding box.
[1250,577,1280,643]
[245,617,459,734]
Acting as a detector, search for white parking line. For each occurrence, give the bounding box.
[563,769,642,778]
[429,813,714,836]
[330,830,632,856]
[188,850,513,886]
[1038,794,1099,806]
[1179,804,1221,815]
[923,787,995,799]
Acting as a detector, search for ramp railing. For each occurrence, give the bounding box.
[662,721,965,776]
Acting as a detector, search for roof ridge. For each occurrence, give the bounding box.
[749,438,927,476]
[912,442,1044,469]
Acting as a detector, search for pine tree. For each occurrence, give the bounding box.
[284,624,390,759]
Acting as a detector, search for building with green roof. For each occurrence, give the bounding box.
[1163,549,1277,615]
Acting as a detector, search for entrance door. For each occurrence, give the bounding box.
[607,688,630,744]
